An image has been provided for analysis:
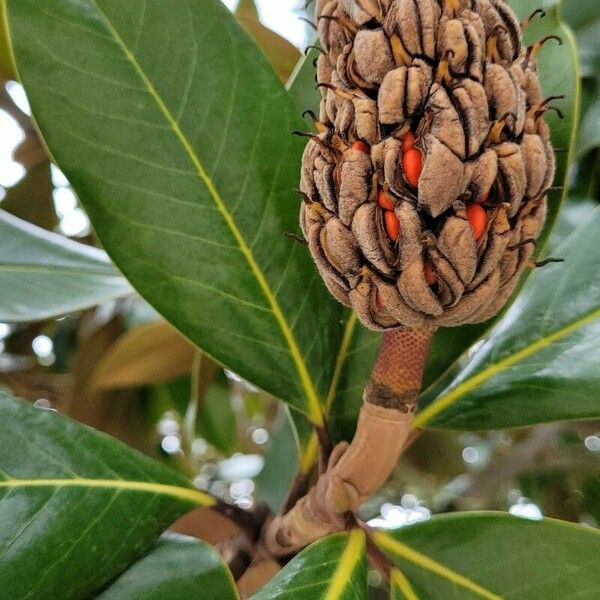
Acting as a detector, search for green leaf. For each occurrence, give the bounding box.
[374,512,600,599]
[562,0,600,78]
[578,96,600,157]
[7,0,345,425]
[0,392,214,599]
[0,0,15,79]
[549,197,597,248]
[255,411,300,512]
[0,209,131,322]
[251,530,368,600]
[194,370,237,455]
[97,533,238,600]
[287,47,321,122]
[511,0,580,249]
[417,207,600,429]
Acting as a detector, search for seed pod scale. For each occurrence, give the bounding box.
[300,0,557,330]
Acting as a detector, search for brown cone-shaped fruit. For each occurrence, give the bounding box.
[300,0,556,331]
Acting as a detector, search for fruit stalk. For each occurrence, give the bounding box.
[263,327,433,556]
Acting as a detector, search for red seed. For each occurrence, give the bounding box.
[378,189,395,210]
[424,261,437,286]
[402,131,416,153]
[466,204,487,240]
[402,148,422,188]
[384,210,400,241]
[352,140,370,154]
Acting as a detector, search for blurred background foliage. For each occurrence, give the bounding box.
[0,1,598,587]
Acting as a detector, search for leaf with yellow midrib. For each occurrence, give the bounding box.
[373,512,600,599]
[0,393,212,599]
[251,530,368,600]
[6,0,351,425]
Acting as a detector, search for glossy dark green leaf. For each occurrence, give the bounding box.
[417,207,600,430]
[97,533,237,600]
[549,197,597,248]
[562,0,600,78]
[512,0,580,250]
[7,0,344,425]
[375,512,600,599]
[0,392,213,600]
[287,47,321,122]
[578,96,600,157]
[0,209,131,322]
[251,530,368,600]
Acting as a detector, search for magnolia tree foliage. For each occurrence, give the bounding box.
[0,0,599,598]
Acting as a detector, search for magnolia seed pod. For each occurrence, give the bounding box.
[300,0,557,331]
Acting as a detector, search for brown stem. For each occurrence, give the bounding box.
[262,327,434,556]
[316,424,334,473]
[280,469,312,515]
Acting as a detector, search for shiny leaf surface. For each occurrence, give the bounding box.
[375,512,600,599]
[0,209,131,322]
[417,207,600,429]
[513,0,580,249]
[7,0,344,425]
[251,530,367,600]
[0,392,213,599]
[97,533,238,600]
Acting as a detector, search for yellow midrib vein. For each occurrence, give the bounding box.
[325,311,358,413]
[0,478,215,506]
[414,306,600,428]
[391,568,421,600]
[373,532,503,600]
[300,311,358,473]
[90,1,324,426]
[324,529,366,600]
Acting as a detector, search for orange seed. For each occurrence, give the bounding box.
[352,140,370,154]
[424,261,437,286]
[384,210,400,241]
[378,189,395,210]
[402,148,422,188]
[401,131,416,153]
[466,204,487,240]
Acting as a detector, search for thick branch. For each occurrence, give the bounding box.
[263,327,434,556]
